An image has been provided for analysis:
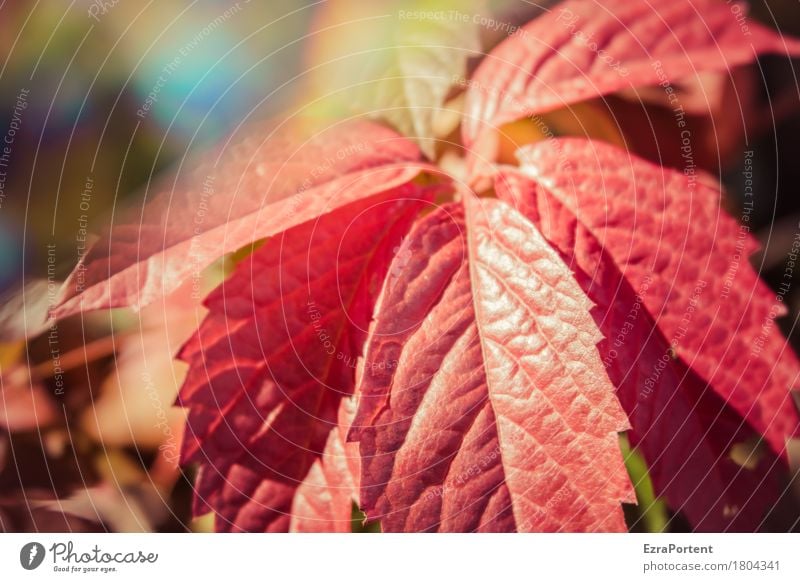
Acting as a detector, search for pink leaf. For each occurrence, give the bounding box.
[53,119,424,318]
[463,0,800,174]
[178,187,429,532]
[496,167,789,531]
[508,138,800,456]
[290,397,359,532]
[350,198,633,532]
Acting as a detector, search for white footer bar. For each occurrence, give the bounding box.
[0,533,796,580]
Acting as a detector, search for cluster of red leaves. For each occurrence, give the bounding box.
[54,0,800,531]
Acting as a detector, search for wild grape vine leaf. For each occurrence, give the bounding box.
[177,188,430,532]
[462,0,800,174]
[53,119,424,318]
[349,198,634,532]
[50,0,800,534]
[289,397,360,532]
[353,0,482,158]
[495,167,790,531]
[503,138,800,459]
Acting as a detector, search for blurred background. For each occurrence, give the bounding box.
[1,0,799,532]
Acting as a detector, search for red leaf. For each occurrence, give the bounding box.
[462,0,800,174]
[496,168,789,531]
[53,119,424,318]
[290,397,359,532]
[350,198,634,532]
[505,139,800,458]
[177,187,429,532]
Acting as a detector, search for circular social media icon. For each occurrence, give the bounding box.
[20,542,46,570]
